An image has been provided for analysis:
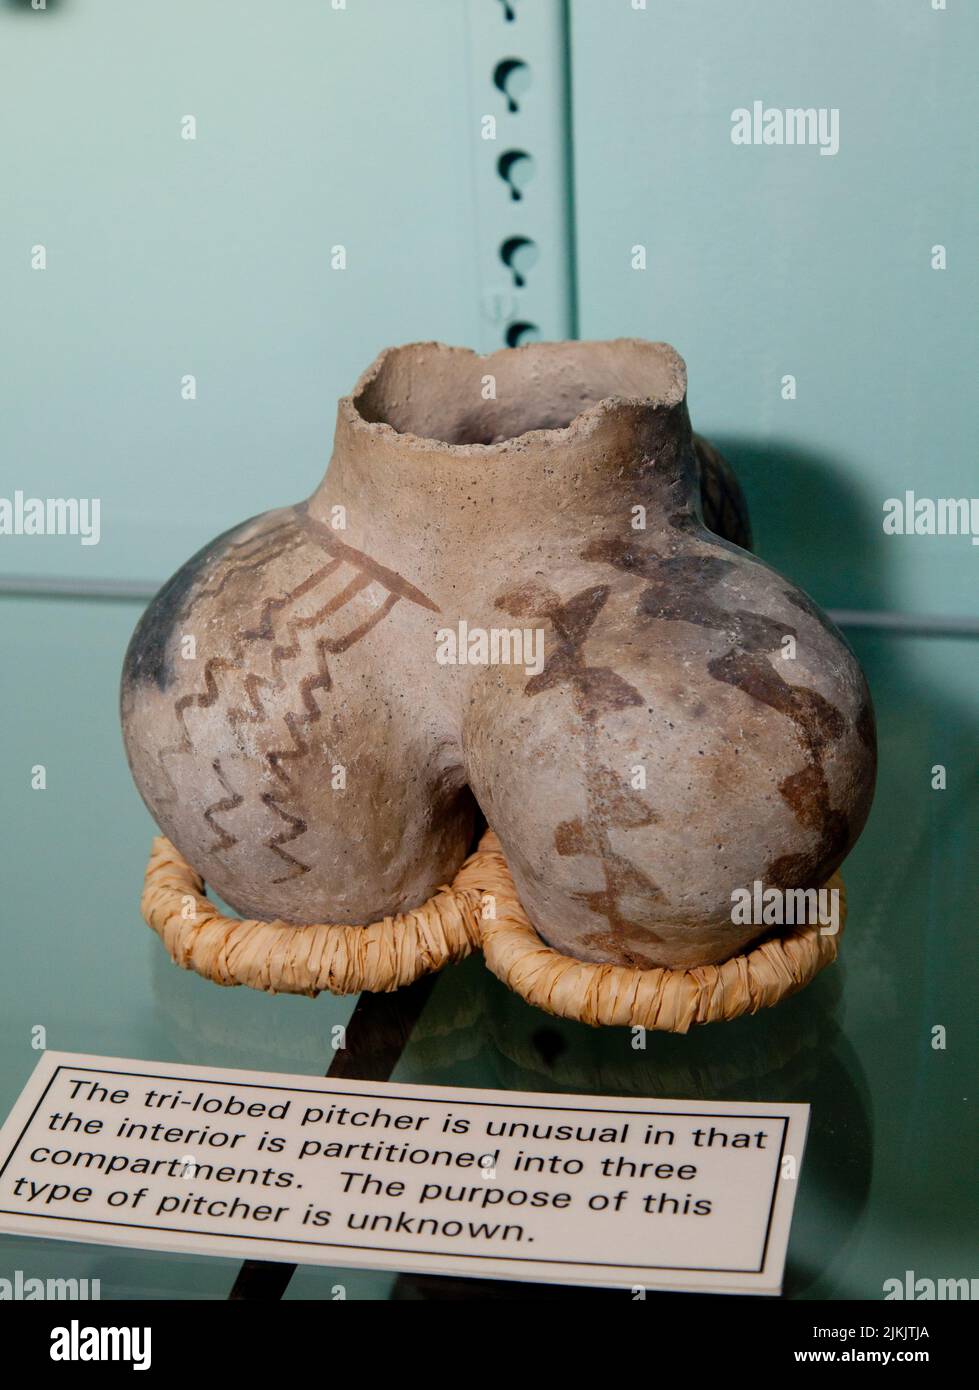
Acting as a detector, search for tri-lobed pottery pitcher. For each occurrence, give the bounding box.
[122,339,876,972]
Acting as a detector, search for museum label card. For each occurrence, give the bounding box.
[0,1051,809,1294]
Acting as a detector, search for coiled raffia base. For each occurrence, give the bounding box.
[474,833,846,1033]
[141,828,845,1028]
[141,834,493,996]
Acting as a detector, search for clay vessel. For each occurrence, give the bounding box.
[121,340,876,970]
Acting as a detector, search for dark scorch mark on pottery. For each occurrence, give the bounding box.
[123,518,265,693]
[582,540,842,731]
[708,650,845,757]
[783,587,845,642]
[582,534,855,888]
[583,540,800,653]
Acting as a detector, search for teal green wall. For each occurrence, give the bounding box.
[0,0,571,582]
[569,0,977,620]
[2,0,974,619]
[2,0,975,619]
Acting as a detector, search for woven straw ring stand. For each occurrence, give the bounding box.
[141,828,845,1033]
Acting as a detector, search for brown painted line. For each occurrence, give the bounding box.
[266,573,373,683]
[322,590,400,654]
[241,559,344,641]
[227,973,438,1301]
[289,571,373,634]
[261,790,312,882]
[193,535,303,607]
[203,758,245,853]
[293,503,442,613]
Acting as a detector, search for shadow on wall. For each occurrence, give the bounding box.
[712,436,888,614]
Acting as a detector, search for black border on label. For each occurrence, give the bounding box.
[0,1063,793,1277]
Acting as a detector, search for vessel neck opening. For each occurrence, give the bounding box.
[350,340,686,448]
